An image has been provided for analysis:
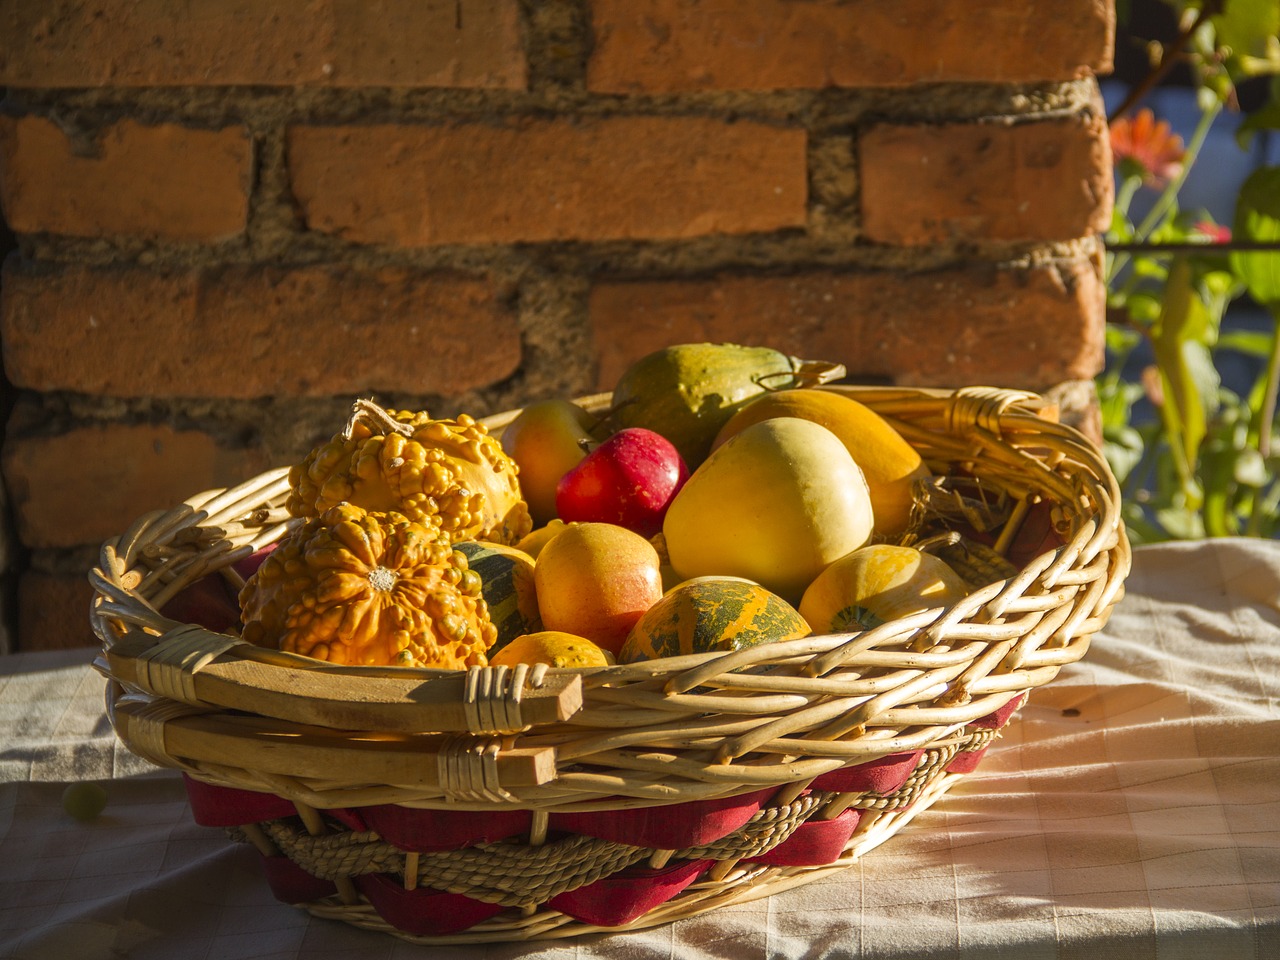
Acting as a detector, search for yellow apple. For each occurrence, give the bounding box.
[533,522,664,655]
[501,399,599,526]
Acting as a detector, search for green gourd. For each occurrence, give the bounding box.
[607,343,845,467]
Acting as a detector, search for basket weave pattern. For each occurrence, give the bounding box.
[89,386,1131,941]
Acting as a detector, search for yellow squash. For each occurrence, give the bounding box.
[489,631,615,669]
[662,417,875,602]
[619,577,810,663]
[713,389,930,539]
[799,544,969,633]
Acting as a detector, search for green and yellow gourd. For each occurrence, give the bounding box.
[799,544,970,633]
[452,540,541,651]
[608,342,846,467]
[619,577,811,663]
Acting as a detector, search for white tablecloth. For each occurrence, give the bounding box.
[2,538,1278,959]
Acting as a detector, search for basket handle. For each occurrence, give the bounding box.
[108,691,558,795]
[945,387,1055,436]
[102,625,584,735]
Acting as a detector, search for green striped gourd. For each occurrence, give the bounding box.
[618,576,810,663]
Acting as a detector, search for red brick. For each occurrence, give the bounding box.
[0,116,251,240]
[0,0,526,89]
[287,117,807,245]
[1,261,522,399]
[588,259,1105,392]
[860,115,1113,245]
[18,571,98,651]
[588,0,1115,93]
[2,420,272,550]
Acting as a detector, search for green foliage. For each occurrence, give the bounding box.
[1102,0,1280,542]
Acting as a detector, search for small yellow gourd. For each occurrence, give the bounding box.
[489,631,615,669]
[288,399,532,545]
[799,543,969,633]
[239,502,497,669]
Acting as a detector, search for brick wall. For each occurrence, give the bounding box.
[0,0,1115,653]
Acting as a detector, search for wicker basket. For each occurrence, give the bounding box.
[89,385,1130,942]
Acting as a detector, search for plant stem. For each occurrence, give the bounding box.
[1136,100,1222,240]
[1106,3,1218,124]
[1245,307,1280,536]
[1107,100,1224,284]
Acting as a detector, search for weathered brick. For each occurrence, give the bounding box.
[287,117,808,245]
[0,0,526,89]
[18,571,98,651]
[0,116,251,240]
[1,419,272,549]
[588,0,1115,93]
[1,260,522,399]
[588,259,1105,392]
[860,114,1113,245]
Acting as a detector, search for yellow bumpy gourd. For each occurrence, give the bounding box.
[287,399,532,545]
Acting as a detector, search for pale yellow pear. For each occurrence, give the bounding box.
[662,417,875,602]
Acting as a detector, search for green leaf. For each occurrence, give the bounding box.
[1105,323,1142,356]
[1236,97,1280,149]
[1108,204,1136,242]
[1213,0,1280,62]
[1231,166,1280,306]
[1123,290,1165,327]
[1235,164,1280,221]
[1152,258,1222,504]
[1233,446,1271,486]
[1217,328,1276,357]
[1103,424,1146,486]
[1154,504,1207,539]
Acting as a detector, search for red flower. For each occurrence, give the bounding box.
[1110,108,1186,188]
[1193,221,1232,244]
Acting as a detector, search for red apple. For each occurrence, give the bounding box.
[233,542,278,582]
[160,573,240,633]
[500,399,599,526]
[555,428,689,538]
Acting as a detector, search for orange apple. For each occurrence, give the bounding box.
[533,522,664,654]
[501,399,599,527]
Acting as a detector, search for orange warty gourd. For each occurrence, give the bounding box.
[287,399,532,545]
[239,502,497,669]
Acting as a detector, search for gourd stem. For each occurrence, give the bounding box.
[342,398,415,441]
[789,357,847,389]
[915,531,962,555]
[753,358,846,393]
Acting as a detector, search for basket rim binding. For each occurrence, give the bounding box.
[86,383,1132,940]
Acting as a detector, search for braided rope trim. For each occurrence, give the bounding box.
[227,733,999,909]
[849,744,960,812]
